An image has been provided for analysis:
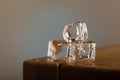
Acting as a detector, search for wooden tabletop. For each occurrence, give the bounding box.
[95,44,120,70]
[25,44,120,71]
[23,44,120,80]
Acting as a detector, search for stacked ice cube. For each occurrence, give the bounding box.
[47,21,96,62]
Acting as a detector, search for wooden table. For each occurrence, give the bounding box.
[23,44,120,80]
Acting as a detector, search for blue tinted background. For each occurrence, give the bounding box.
[0,0,120,80]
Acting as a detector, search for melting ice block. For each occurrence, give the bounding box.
[63,21,96,62]
[63,21,88,42]
[47,40,67,60]
[48,20,96,63]
[74,40,96,61]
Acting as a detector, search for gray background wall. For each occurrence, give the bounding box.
[0,0,120,80]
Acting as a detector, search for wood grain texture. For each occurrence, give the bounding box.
[23,44,120,80]
[23,57,58,80]
[96,44,120,70]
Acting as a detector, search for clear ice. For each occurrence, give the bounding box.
[74,41,96,61]
[47,21,96,62]
[47,40,67,60]
[63,21,96,61]
[63,21,88,42]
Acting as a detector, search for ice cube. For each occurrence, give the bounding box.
[47,40,67,60]
[63,21,88,42]
[74,40,96,61]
